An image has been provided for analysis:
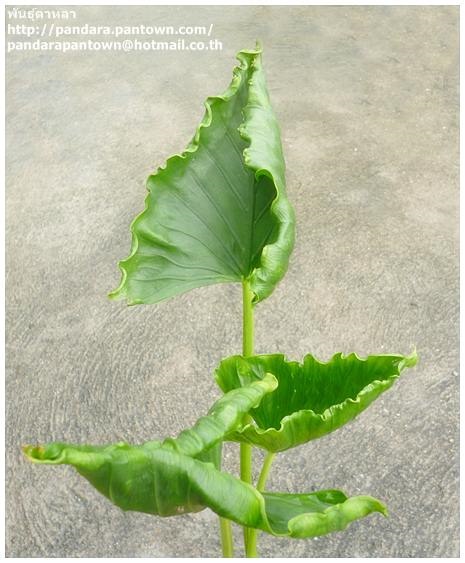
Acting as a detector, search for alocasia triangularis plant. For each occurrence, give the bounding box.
[24,45,417,557]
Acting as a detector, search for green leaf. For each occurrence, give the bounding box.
[109,45,295,305]
[215,351,418,452]
[23,371,385,537]
[262,490,387,538]
[24,373,278,516]
[163,371,278,457]
[23,442,385,537]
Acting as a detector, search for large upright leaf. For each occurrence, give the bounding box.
[109,46,295,305]
[215,352,418,452]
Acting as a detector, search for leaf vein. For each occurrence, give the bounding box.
[188,167,245,254]
[133,254,230,277]
[168,189,244,275]
[202,144,249,213]
[156,221,241,277]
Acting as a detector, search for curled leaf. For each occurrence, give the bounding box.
[215,351,418,452]
[109,46,295,305]
[23,371,385,537]
[163,372,278,457]
[24,373,278,517]
[263,490,387,538]
[23,442,385,537]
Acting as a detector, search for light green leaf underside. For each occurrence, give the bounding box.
[23,442,385,538]
[215,351,418,452]
[163,372,278,458]
[23,373,277,517]
[24,372,384,537]
[109,46,295,305]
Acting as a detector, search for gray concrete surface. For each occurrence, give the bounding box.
[6,5,459,558]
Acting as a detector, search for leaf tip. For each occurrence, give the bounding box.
[237,42,262,56]
[107,289,119,301]
[22,443,67,464]
[108,264,129,302]
[370,497,388,518]
[362,496,388,518]
[264,371,279,392]
[22,444,45,462]
[403,349,419,369]
[107,286,130,303]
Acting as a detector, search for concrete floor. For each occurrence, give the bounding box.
[6,5,459,558]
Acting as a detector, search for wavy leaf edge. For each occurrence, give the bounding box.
[109,43,295,305]
[23,442,386,538]
[216,350,418,451]
[22,367,387,537]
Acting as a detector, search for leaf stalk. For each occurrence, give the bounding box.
[219,516,234,557]
[241,279,255,555]
[246,452,276,556]
[257,451,275,492]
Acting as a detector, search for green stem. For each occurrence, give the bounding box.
[219,517,234,557]
[241,280,254,555]
[257,452,275,492]
[246,452,276,557]
[242,279,254,357]
[240,441,253,483]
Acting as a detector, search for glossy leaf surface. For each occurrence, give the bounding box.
[24,373,278,517]
[262,490,386,538]
[24,372,385,537]
[109,46,295,305]
[215,352,418,452]
[164,371,278,457]
[24,443,385,537]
